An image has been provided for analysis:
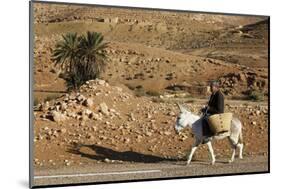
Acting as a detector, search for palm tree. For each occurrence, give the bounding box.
[51,32,80,73]
[78,31,109,79]
[52,31,109,91]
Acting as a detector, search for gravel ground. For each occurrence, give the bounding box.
[33,155,268,187]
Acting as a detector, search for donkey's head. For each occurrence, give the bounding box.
[175,103,192,134]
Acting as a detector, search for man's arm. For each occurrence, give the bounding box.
[208,92,224,114]
[217,91,224,113]
[207,106,217,114]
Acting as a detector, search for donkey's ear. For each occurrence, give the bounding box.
[183,105,190,112]
[176,103,183,112]
[176,103,187,112]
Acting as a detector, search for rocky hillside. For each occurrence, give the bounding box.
[33,79,268,168]
[32,2,268,101]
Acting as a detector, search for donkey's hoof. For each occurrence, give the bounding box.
[186,161,191,165]
[228,160,233,163]
[239,156,243,159]
[210,161,215,165]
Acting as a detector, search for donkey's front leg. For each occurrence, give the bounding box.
[206,141,216,165]
[187,146,197,165]
[187,139,200,165]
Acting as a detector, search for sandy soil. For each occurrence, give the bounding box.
[31,2,269,183]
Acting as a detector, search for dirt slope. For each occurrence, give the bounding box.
[33,80,268,169]
[33,3,268,100]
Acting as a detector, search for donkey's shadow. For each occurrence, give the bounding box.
[67,143,183,163]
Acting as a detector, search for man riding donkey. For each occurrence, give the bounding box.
[201,80,225,137]
[174,80,243,164]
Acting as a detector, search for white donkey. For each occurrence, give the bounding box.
[175,104,244,165]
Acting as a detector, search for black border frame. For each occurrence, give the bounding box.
[29,0,270,188]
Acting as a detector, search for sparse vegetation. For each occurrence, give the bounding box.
[151,97,165,103]
[185,99,195,103]
[248,90,264,101]
[146,90,161,97]
[135,88,147,97]
[34,98,39,106]
[44,94,61,102]
[52,31,108,91]
[125,83,135,90]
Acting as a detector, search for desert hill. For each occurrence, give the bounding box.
[33,3,268,102]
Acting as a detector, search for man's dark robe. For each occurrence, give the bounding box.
[207,90,224,115]
[203,90,225,136]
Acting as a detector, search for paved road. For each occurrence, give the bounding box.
[33,156,268,187]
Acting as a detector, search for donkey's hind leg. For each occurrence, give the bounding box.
[237,130,244,159]
[228,136,237,163]
[237,143,244,159]
[229,148,236,163]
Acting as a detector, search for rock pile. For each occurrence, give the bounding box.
[219,71,267,96]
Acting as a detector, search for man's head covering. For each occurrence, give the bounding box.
[210,80,220,87]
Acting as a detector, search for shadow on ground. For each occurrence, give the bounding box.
[67,143,184,163]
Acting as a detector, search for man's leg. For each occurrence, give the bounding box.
[202,117,213,137]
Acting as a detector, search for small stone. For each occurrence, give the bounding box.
[86,134,93,139]
[60,102,68,111]
[81,113,89,121]
[91,126,97,131]
[100,102,109,115]
[83,109,92,115]
[251,121,257,126]
[91,113,100,120]
[124,138,130,143]
[67,111,76,118]
[51,111,66,123]
[146,132,152,137]
[83,98,94,107]
[98,80,106,85]
[59,128,67,134]
[129,113,135,121]
[76,94,86,102]
[167,112,175,116]
[104,158,111,163]
[164,131,171,136]
[80,121,86,126]
[43,127,49,131]
[115,87,122,92]
[47,130,52,136]
[42,101,50,111]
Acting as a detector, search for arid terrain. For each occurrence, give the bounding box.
[32,2,269,186]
